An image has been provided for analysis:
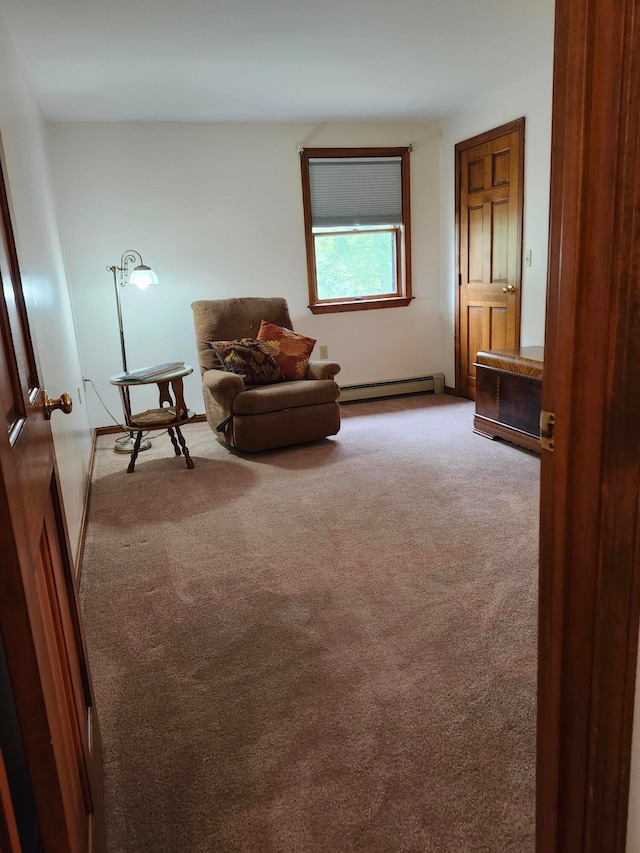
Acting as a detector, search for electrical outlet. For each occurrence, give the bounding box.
[319,345,329,360]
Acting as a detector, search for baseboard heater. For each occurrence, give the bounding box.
[339,373,445,404]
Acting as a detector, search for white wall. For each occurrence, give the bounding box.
[0,11,91,558]
[48,77,553,428]
[439,67,554,384]
[38,67,553,542]
[48,121,443,428]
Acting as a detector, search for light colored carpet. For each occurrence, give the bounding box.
[80,394,539,852]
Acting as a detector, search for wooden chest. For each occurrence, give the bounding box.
[473,346,544,453]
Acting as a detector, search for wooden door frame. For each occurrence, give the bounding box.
[454,117,525,395]
[0,747,20,852]
[0,135,105,850]
[538,0,640,849]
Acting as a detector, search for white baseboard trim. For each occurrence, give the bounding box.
[339,373,445,403]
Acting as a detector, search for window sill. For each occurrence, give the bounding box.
[308,296,413,315]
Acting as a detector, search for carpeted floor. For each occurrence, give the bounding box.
[80,394,539,852]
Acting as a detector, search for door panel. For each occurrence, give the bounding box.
[34,525,89,850]
[491,201,509,281]
[468,157,484,191]
[468,205,484,281]
[490,305,507,347]
[492,149,510,185]
[0,139,104,851]
[467,306,484,390]
[456,119,524,399]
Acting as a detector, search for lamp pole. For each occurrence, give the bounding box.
[108,259,130,374]
[106,250,158,454]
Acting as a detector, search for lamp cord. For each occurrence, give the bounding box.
[83,378,149,440]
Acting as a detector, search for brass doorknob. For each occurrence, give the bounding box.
[502,284,516,293]
[43,391,73,420]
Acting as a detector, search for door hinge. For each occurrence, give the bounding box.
[540,410,555,452]
[458,273,462,286]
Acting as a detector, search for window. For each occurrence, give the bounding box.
[300,147,412,314]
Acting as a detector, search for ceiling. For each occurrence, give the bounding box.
[1,0,555,123]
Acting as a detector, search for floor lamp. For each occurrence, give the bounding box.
[106,249,159,454]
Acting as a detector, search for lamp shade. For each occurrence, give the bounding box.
[129,264,159,290]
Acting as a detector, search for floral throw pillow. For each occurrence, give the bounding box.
[211,338,282,385]
[256,321,316,381]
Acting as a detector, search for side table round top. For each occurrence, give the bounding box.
[110,364,193,386]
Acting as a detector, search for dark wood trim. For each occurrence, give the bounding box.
[514,120,525,349]
[454,149,461,397]
[444,385,457,396]
[300,146,411,159]
[0,747,21,853]
[300,149,317,311]
[454,117,528,155]
[402,147,412,305]
[538,0,640,849]
[94,425,129,436]
[454,117,525,396]
[309,296,413,315]
[300,146,412,314]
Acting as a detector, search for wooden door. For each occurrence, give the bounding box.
[537,0,640,849]
[0,142,104,850]
[456,119,524,399]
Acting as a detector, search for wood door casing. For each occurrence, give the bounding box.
[456,119,524,399]
[0,136,104,851]
[0,746,21,853]
[537,0,640,849]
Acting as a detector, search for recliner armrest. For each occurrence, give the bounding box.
[306,360,341,381]
[202,368,244,402]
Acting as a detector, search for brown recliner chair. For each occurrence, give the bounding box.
[191,297,341,451]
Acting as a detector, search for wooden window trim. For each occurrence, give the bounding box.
[300,147,412,315]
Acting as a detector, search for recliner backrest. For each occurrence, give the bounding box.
[191,297,294,374]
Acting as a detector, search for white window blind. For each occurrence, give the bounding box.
[308,156,403,228]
